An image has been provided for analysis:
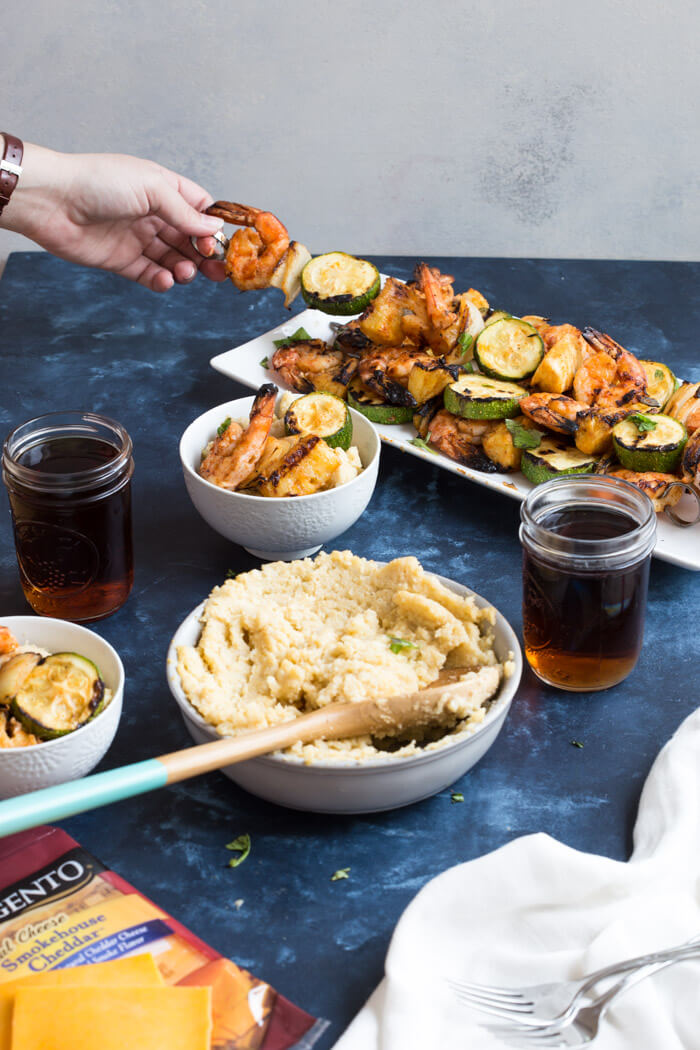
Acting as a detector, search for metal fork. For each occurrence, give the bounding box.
[485,960,691,1047]
[448,937,700,1027]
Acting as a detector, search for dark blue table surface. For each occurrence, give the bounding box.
[0,253,698,1045]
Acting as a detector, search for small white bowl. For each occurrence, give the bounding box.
[0,617,124,799]
[166,573,521,814]
[179,396,381,561]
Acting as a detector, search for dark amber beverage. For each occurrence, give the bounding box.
[520,477,656,692]
[3,413,134,622]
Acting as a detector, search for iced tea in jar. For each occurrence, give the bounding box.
[519,475,656,691]
[2,412,134,622]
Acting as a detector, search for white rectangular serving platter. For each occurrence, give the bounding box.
[211,309,700,571]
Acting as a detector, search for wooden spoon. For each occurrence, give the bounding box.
[0,666,499,838]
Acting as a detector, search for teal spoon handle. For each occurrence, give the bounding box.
[0,759,167,838]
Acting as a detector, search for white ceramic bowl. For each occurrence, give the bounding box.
[179,396,381,561]
[166,573,521,814]
[0,616,124,799]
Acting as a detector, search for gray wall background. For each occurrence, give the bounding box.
[2,0,699,270]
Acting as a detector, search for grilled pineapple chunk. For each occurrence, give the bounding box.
[407,359,459,404]
[575,413,614,455]
[254,434,339,497]
[358,278,413,345]
[531,330,585,393]
[482,420,523,471]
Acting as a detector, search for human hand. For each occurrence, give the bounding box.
[1,142,229,292]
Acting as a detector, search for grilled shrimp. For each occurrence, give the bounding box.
[577,329,650,412]
[520,392,590,435]
[0,628,18,658]
[270,340,357,397]
[414,264,484,355]
[358,345,437,406]
[205,202,290,291]
[414,406,499,472]
[199,383,277,490]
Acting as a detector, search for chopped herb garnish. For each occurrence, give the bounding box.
[505,418,544,450]
[259,356,270,369]
[628,413,658,434]
[225,568,236,578]
[388,637,418,655]
[451,791,464,804]
[408,436,438,454]
[457,332,474,359]
[460,360,475,374]
[570,740,584,749]
[217,417,232,438]
[225,833,251,868]
[272,326,312,349]
[331,868,350,881]
[654,368,665,380]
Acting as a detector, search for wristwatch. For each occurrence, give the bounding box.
[0,133,24,217]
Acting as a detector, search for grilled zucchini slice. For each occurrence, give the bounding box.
[11,653,105,740]
[347,382,414,424]
[612,413,687,473]
[284,393,353,450]
[301,253,380,315]
[474,317,544,381]
[521,438,598,485]
[0,651,42,704]
[444,375,527,420]
[640,361,677,411]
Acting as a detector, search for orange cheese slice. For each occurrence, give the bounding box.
[11,985,212,1050]
[0,955,162,1050]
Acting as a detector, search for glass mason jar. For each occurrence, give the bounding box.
[519,475,656,692]
[2,412,134,622]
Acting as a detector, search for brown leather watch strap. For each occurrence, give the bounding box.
[0,133,24,216]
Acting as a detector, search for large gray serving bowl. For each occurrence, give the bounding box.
[179,396,380,561]
[166,572,521,815]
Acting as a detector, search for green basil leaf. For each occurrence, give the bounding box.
[226,833,251,868]
[272,326,312,349]
[259,356,270,369]
[628,412,658,434]
[389,636,418,655]
[505,418,544,450]
[457,332,474,359]
[408,436,438,454]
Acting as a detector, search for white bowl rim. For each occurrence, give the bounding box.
[166,569,522,771]
[179,395,380,503]
[0,616,124,754]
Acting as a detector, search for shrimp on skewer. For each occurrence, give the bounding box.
[270,341,357,398]
[0,628,18,659]
[358,346,440,406]
[200,384,277,491]
[414,405,499,473]
[204,201,291,291]
[520,392,590,435]
[577,329,651,412]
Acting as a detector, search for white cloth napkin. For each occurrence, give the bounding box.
[332,707,700,1050]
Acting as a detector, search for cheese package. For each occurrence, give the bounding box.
[0,827,326,1050]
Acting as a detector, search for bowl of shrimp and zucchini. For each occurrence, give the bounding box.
[179,385,380,561]
[255,260,700,525]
